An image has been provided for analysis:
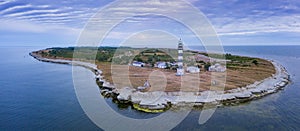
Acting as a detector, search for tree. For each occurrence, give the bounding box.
[197,65,202,69]
[136,57,143,62]
[151,62,155,67]
[204,63,211,71]
[252,60,258,65]
[147,56,153,63]
[165,62,170,69]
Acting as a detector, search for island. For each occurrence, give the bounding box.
[30,45,290,113]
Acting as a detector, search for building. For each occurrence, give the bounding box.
[187,66,200,73]
[209,63,226,72]
[176,39,184,76]
[132,61,145,67]
[143,80,151,87]
[157,62,167,69]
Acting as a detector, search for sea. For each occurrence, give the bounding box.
[0,46,300,130]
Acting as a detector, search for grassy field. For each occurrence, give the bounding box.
[33,47,275,92]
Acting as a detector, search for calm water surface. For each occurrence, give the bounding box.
[0,46,299,130]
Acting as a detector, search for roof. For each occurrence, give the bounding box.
[133,61,144,65]
[157,62,166,65]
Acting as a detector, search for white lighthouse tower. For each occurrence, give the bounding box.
[176,39,184,76]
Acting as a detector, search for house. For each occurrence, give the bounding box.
[187,66,200,73]
[132,61,145,67]
[157,62,167,69]
[209,63,226,72]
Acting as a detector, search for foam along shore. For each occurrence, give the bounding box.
[30,52,290,112]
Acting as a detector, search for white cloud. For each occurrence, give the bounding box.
[1,3,98,28]
[1,0,300,46]
[17,13,70,19]
[278,5,299,10]
[0,19,46,32]
[0,0,15,6]
[5,9,61,17]
[0,4,32,14]
[213,15,300,36]
[17,11,94,20]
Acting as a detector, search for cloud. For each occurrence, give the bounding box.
[1,0,300,46]
[5,9,60,17]
[214,15,300,36]
[0,0,15,6]
[0,4,32,14]
[0,2,99,30]
[0,19,46,32]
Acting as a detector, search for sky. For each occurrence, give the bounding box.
[0,0,300,47]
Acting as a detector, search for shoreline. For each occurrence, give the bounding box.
[30,52,290,113]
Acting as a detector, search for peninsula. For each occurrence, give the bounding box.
[30,46,290,113]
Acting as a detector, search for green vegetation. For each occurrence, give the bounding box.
[204,63,211,71]
[224,53,259,69]
[252,59,258,65]
[38,47,117,62]
[35,47,263,71]
[40,47,179,64]
[132,49,176,65]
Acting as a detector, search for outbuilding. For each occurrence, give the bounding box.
[186,66,200,73]
[132,61,145,67]
[209,63,226,72]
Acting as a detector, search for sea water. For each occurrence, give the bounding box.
[0,46,299,130]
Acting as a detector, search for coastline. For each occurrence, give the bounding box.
[30,52,290,113]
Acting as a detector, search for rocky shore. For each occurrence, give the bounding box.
[30,52,290,113]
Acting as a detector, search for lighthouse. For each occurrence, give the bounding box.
[176,39,184,76]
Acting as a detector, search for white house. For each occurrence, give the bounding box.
[157,62,167,69]
[132,61,145,67]
[209,63,226,72]
[187,66,200,73]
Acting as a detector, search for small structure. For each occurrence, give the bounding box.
[144,80,151,88]
[186,66,200,73]
[137,80,151,91]
[209,63,226,72]
[132,61,145,67]
[157,62,167,69]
